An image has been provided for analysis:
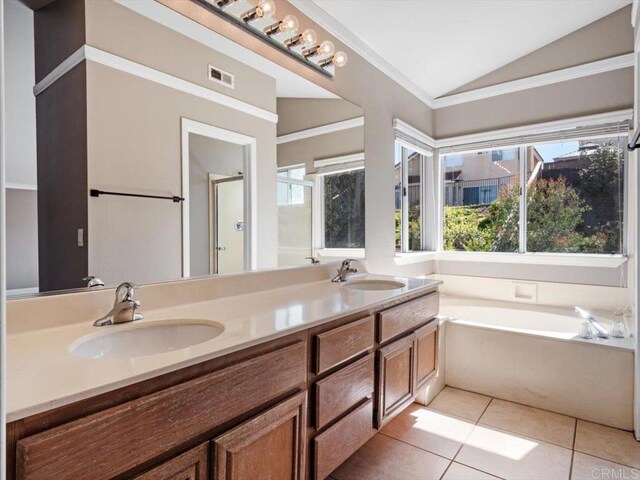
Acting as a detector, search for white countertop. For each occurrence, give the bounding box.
[7,273,440,422]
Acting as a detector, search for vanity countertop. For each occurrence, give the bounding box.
[7,273,440,422]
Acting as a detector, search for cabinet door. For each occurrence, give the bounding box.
[212,391,307,480]
[376,334,415,428]
[414,321,438,389]
[134,443,209,480]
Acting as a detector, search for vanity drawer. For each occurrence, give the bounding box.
[315,316,374,374]
[378,293,439,344]
[134,442,209,480]
[313,399,375,480]
[16,341,307,480]
[315,353,374,430]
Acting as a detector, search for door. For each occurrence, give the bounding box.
[376,333,415,428]
[134,443,209,480]
[213,177,244,274]
[212,391,307,480]
[414,321,438,389]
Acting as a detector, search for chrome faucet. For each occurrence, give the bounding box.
[305,256,320,265]
[83,275,105,288]
[331,259,358,283]
[94,282,144,327]
[575,306,609,338]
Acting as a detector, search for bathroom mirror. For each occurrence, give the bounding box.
[3,0,364,296]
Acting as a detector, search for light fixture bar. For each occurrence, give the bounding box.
[194,0,346,78]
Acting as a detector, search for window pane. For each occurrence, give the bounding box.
[324,169,365,248]
[278,183,312,266]
[394,152,402,251]
[407,150,422,251]
[443,148,520,252]
[526,137,625,254]
[277,181,289,205]
[289,167,305,181]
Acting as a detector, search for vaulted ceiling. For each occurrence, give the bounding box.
[310,0,631,99]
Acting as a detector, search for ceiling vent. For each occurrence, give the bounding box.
[208,64,234,89]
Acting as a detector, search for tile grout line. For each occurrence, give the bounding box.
[568,418,578,480]
[450,396,494,462]
[572,449,640,471]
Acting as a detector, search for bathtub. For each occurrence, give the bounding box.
[440,296,635,430]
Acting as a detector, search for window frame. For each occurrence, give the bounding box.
[438,134,629,258]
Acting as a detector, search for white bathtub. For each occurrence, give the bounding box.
[440,296,635,430]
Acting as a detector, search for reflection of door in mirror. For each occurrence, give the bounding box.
[212,177,244,274]
[188,133,245,277]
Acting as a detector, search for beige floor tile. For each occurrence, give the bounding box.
[478,399,576,448]
[381,403,476,459]
[574,420,640,468]
[331,434,450,480]
[442,462,502,480]
[456,424,573,480]
[571,452,639,480]
[428,387,492,422]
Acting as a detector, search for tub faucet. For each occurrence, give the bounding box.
[575,306,609,338]
[332,259,358,283]
[94,282,144,327]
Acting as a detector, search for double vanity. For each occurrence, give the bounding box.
[6,268,441,480]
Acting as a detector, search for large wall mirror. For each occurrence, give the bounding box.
[4,0,364,297]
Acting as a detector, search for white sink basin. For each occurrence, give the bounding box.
[71,321,224,359]
[343,279,405,291]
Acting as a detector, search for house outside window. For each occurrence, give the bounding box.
[395,142,426,252]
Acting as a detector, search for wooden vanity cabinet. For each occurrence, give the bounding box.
[133,442,209,480]
[212,392,307,480]
[7,288,440,480]
[376,333,416,427]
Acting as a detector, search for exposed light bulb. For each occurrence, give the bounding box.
[301,28,317,46]
[333,51,348,67]
[318,40,335,57]
[257,0,276,17]
[281,14,299,33]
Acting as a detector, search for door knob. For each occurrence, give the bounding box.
[216,246,227,251]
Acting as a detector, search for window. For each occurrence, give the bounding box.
[442,132,627,255]
[395,143,425,251]
[443,148,521,252]
[278,166,306,205]
[526,137,625,254]
[322,168,365,248]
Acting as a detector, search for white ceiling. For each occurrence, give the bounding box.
[311,0,631,99]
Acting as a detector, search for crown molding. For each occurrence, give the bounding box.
[277,116,364,144]
[393,118,436,147]
[288,0,435,108]
[433,53,634,108]
[33,45,278,123]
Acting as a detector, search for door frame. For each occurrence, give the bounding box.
[181,118,257,277]
[209,175,244,274]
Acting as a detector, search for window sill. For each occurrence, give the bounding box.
[394,251,437,265]
[436,251,627,268]
[316,248,366,259]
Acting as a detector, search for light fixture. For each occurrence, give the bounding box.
[319,51,348,68]
[284,28,316,49]
[303,40,334,58]
[241,0,276,22]
[197,0,346,76]
[264,14,299,36]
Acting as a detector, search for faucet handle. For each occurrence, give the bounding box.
[116,282,138,302]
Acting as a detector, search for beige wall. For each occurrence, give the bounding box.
[6,189,38,290]
[85,0,276,112]
[435,69,633,138]
[86,61,277,285]
[276,98,363,135]
[449,5,633,95]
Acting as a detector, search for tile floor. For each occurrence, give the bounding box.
[329,387,640,480]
